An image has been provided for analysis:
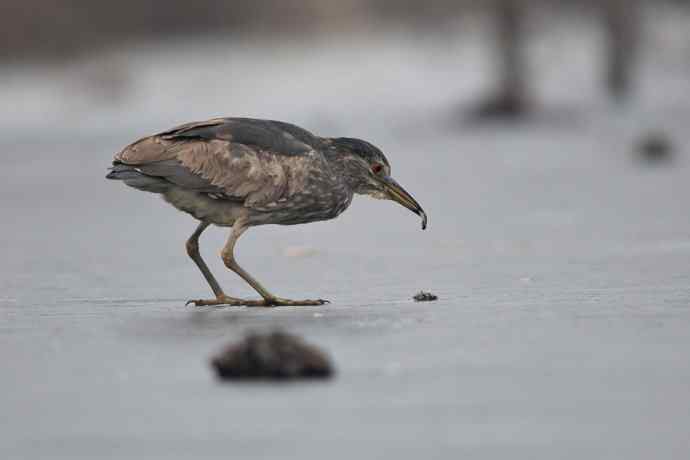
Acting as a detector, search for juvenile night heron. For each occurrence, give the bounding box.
[107,117,427,306]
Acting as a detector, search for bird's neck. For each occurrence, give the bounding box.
[325,149,368,194]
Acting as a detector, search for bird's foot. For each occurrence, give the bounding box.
[186,295,329,307]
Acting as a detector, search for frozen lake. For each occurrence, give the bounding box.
[2,28,690,459]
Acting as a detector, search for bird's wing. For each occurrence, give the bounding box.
[159,117,321,155]
[113,118,322,207]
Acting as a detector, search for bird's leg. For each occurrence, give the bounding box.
[219,220,328,307]
[186,222,223,297]
[184,221,247,307]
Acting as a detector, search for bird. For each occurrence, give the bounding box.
[106,117,427,307]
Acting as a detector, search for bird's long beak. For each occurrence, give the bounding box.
[379,176,428,230]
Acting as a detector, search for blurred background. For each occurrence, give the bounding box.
[3,1,690,459]
[3,0,690,131]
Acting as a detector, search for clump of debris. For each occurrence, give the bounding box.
[211,330,334,380]
[413,291,438,302]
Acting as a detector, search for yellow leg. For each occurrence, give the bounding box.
[217,220,328,307]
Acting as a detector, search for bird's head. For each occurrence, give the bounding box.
[330,137,427,230]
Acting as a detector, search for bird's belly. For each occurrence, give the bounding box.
[163,188,244,226]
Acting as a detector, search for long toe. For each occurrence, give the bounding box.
[260,297,330,307]
[186,296,265,307]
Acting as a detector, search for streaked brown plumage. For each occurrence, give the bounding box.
[107,117,426,307]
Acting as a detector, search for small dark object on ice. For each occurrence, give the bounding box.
[637,132,673,163]
[413,291,438,302]
[211,330,334,380]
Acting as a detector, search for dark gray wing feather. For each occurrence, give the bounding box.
[160,117,321,155]
[136,160,221,192]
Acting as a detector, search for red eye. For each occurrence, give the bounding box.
[371,163,383,175]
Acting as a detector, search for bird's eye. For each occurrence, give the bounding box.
[371,163,384,175]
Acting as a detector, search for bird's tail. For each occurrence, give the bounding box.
[106,163,140,180]
[106,163,171,193]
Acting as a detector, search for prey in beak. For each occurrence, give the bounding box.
[377,175,428,230]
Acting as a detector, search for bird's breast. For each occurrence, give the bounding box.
[247,170,353,226]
